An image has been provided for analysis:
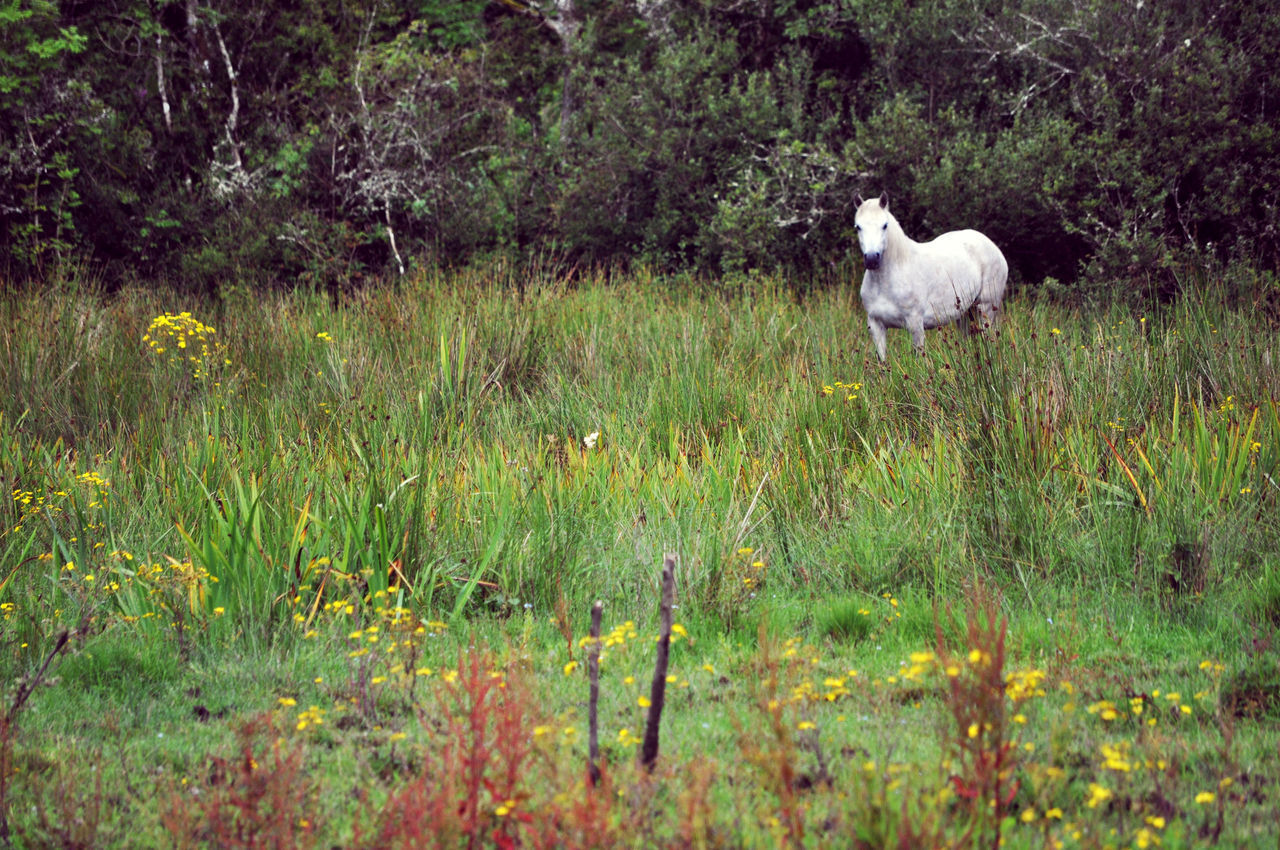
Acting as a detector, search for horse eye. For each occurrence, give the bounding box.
[855,224,861,231]
[881,223,888,230]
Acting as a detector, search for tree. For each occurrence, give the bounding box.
[2,0,1276,290]
[0,1,92,273]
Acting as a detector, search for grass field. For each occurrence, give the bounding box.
[2,263,1279,847]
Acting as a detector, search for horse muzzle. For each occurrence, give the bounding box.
[863,252,882,271]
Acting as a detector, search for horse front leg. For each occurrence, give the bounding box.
[867,317,888,362]
[906,315,926,355]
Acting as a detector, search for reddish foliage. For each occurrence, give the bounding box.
[164,715,319,850]
[359,650,543,848]
[935,586,1022,850]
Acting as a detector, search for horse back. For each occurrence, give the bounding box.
[926,229,1007,303]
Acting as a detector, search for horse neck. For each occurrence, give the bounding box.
[884,217,917,266]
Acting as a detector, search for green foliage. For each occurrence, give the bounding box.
[1,269,1279,845]
[416,0,488,49]
[2,0,1277,290]
[3,266,1277,637]
[57,635,178,702]
[0,2,96,271]
[813,596,878,643]
[1248,565,1280,630]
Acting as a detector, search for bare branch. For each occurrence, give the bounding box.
[208,21,254,196]
[154,32,171,132]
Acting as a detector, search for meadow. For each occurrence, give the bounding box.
[1,262,1278,848]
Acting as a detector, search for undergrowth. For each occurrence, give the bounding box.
[1,263,1278,846]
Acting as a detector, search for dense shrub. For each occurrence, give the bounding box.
[2,0,1276,294]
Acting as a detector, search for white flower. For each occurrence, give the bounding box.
[583,430,600,449]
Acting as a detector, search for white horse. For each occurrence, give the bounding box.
[855,193,1007,362]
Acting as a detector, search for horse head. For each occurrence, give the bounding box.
[854,194,891,270]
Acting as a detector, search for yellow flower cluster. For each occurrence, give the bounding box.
[143,311,229,379]
[76,471,110,488]
[820,380,864,402]
[1086,782,1112,808]
[9,486,66,534]
[294,704,326,731]
[1088,699,1121,721]
[897,651,935,683]
[1005,668,1048,702]
[594,619,640,649]
[76,470,112,509]
[1099,741,1134,772]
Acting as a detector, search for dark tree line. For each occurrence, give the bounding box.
[3,0,1278,295]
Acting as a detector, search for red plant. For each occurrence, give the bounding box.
[935,587,1021,850]
[360,650,540,849]
[732,623,811,846]
[164,715,320,850]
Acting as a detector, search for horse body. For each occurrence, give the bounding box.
[855,195,1007,362]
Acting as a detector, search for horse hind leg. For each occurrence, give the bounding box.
[975,301,1001,335]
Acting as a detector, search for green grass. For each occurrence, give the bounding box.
[1,263,1278,847]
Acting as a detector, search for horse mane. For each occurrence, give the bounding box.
[883,211,913,267]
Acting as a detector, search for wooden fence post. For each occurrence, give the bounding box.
[639,557,675,772]
[587,599,603,785]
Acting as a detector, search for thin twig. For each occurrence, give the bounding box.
[2,630,74,845]
[6,630,72,723]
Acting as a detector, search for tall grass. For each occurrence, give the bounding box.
[1,264,1277,652]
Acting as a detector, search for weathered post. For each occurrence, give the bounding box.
[639,557,675,772]
[586,599,604,785]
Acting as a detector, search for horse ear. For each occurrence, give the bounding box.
[855,192,865,205]
[879,192,889,210]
